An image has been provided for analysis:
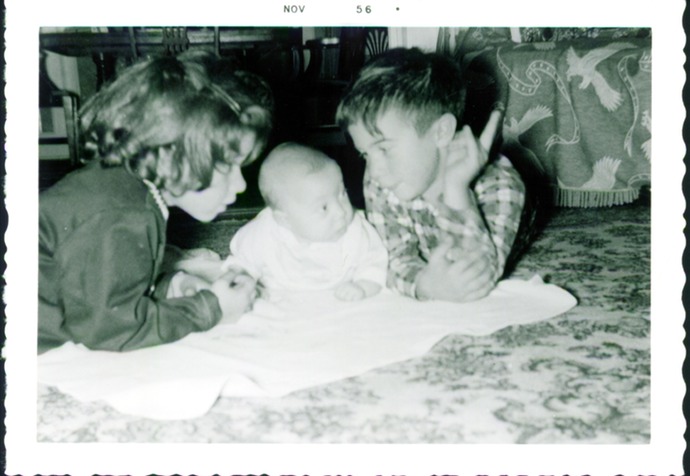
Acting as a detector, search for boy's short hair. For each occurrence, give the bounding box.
[258,142,336,209]
[336,47,467,135]
[79,53,273,195]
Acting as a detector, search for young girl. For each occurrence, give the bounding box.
[38,53,273,354]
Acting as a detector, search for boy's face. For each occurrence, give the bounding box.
[347,109,443,201]
[276,164,354,243]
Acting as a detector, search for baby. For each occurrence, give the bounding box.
[223,142,387,301]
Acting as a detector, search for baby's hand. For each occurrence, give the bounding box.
[335,279,382,301]
[181,247,222,261]
[335,282,366,301]
[210,270,258,324]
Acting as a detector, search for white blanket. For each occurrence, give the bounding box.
[38,276,576,420]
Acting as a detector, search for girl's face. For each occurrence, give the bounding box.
[347,109,443,202]
[164,134,255,222]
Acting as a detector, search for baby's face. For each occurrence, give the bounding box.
[278,164,354,242]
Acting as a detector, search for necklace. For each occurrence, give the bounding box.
[143,179,169,221]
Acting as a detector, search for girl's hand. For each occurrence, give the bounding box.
[166,271,212,298]
[175,272,212,297]
[210,270,258,324]
[181,247,222,261]
[174,248,225,283]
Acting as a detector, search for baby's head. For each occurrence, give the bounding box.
[258,142,354,243]
[335,48,468,201]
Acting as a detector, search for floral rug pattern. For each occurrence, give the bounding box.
[37,202,650,443]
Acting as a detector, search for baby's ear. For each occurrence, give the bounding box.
[433,113,458,147]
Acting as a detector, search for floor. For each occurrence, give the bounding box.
[37,199,652,444]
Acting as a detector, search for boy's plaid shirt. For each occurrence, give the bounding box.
[363,156,525,298]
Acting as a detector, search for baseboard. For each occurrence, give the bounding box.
[215,206,263,221]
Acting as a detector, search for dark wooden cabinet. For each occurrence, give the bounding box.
[39,27,385,208]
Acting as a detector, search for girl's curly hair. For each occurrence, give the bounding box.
[79,52,273,195]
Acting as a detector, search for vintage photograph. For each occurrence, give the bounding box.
[34,25,654,445]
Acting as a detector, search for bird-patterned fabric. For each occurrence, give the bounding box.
[467,37,651,207]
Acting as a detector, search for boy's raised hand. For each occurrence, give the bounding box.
[415,240,495,303]
[442,110,502,209]
[419,109,503,302]
[479,109,503,152]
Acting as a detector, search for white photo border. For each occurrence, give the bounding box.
[5,0,685,474]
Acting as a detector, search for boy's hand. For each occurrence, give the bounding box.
[415,239,495,302]
[210,270,258,324]
[442,110,502,210]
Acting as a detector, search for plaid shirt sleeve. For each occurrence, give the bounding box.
[436,155,525,283]
[364,155,525,298]
[363,175,427,297]
[474,156,526,275]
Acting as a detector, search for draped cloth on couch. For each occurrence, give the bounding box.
[439,28,651,208]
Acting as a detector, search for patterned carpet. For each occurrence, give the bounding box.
[37,200,650,443]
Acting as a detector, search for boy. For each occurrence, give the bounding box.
[336,47,529,303]
[223,142,387,301]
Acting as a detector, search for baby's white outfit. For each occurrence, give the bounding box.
[223,208,387,293]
